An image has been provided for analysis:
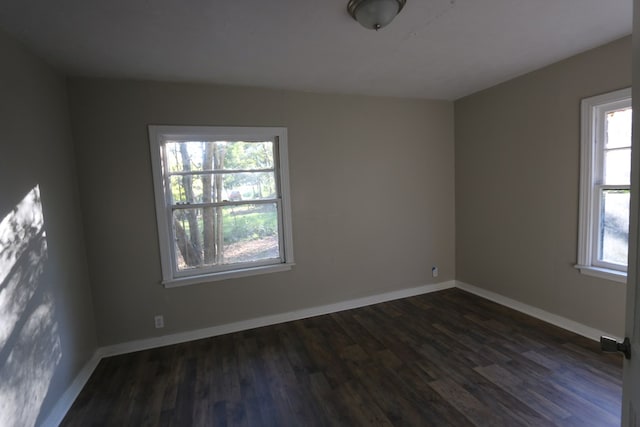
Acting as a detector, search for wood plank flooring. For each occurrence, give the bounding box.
[61,289,623,426]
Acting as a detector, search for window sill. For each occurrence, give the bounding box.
[574,264,627,283]
[162,262,295,288]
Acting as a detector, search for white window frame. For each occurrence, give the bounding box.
[576,88,631,283]
[148,125,295,288]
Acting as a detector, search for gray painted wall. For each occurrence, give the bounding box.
[0,31,96,426]
[67,79,456,346]
[455,36,631,337]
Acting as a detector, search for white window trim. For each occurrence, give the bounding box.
[148,125,295,288]
[576,88,631,284]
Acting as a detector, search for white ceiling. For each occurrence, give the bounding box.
[0,0,632,100]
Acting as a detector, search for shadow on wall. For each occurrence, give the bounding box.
[0,185,61,427]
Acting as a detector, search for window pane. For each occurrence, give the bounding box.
[172,207,206,270]
[172,203,280,271]
[222,172,277,201]
[169,172,277,204]
[169,174,203,204]
[165,140,274,173]
[222,140,274,170]
[222,204,280,264]
[605,108,632,149]
[599,189,629,266]
[165,141,207,173]
[604,148,631,185]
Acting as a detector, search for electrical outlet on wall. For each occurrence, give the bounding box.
[432,266,439,278]
[154,315,164,329]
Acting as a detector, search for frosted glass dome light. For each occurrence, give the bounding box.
[347,0,406,30]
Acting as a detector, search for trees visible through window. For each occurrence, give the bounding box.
[598,107,632,266]
[577,88,631,282]
[149,126,294,287]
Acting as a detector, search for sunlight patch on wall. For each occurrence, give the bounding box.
[0,186,45,348]
[0,186,62,427]
[0,295,61,426]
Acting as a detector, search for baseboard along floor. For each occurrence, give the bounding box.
[58,287,623,426]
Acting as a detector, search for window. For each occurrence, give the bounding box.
[148,126,294,287]
[576,88,631,283]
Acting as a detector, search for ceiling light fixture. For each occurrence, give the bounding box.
[347,0,406,31]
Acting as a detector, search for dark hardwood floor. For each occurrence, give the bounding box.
[61,289,623,426]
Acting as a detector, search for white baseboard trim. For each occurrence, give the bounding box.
[100,280,457,357]
[41,350,102,427]
[42,280,456,425]
[455,281,618,342]
[43,279,619,425]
